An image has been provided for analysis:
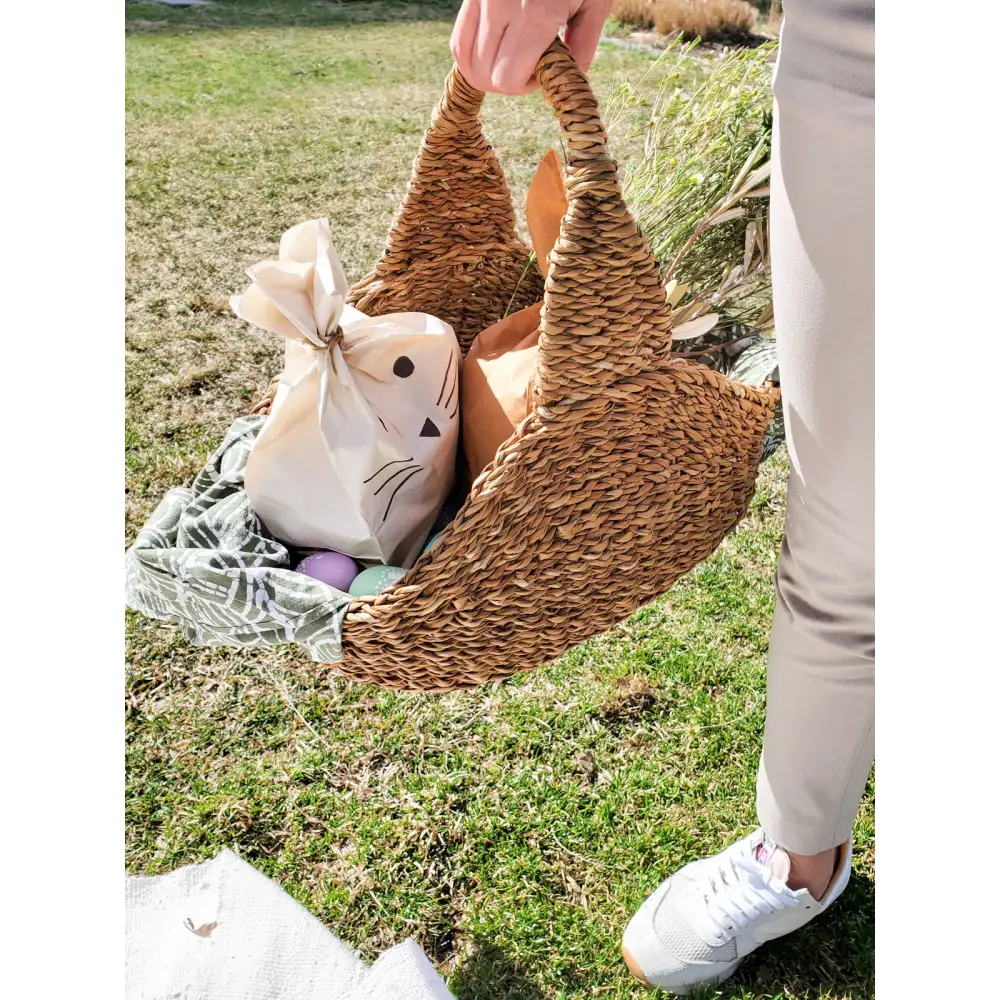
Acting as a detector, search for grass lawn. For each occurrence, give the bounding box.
[125,2,874,997]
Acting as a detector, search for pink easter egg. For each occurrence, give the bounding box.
[295,551,359,592]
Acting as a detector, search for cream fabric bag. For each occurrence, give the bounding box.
[232,219,461,569]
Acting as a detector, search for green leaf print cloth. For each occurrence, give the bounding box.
[126,416,351,663]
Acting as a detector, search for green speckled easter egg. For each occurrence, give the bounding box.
[348,565,407,598]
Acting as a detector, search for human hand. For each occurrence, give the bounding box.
[450,0,613,95]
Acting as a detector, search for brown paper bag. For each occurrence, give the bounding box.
[461,150,567,481]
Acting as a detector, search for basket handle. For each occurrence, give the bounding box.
[356,39,671,405]
[465,39,672,406]
[347,57,528,345]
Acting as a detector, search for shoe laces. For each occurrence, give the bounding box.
[695,841,796,942]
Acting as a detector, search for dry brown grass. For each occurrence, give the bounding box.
[611,0,657,30]
[612,0,758,39]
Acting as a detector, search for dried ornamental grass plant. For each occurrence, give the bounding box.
[652,0,758,39]
[610,0,657,30]
[608,41,784,457]
[610,0,759,41]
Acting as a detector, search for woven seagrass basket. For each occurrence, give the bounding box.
[252,40,780,691]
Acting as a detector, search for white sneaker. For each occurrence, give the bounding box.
[621,829,851,994]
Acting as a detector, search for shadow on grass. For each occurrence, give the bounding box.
[449,939,545,1000]
[125,0,460,34]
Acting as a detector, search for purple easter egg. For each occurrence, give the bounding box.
[295,551,359,592]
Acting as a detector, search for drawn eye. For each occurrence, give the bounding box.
[393,356,414,378]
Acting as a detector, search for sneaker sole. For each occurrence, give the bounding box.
[621,946,743,996]
[621,945,652,988]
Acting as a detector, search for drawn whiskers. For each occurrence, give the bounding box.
[365,458,422,523]
[437,352,459,420]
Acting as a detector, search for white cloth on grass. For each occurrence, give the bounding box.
[125,850,454,1000]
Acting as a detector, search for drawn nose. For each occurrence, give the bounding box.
[420,418,440,438]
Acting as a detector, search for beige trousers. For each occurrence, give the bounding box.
[755,0,875,856]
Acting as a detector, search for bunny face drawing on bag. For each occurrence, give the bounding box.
[342,317,460,527]
[232,219,461,568]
